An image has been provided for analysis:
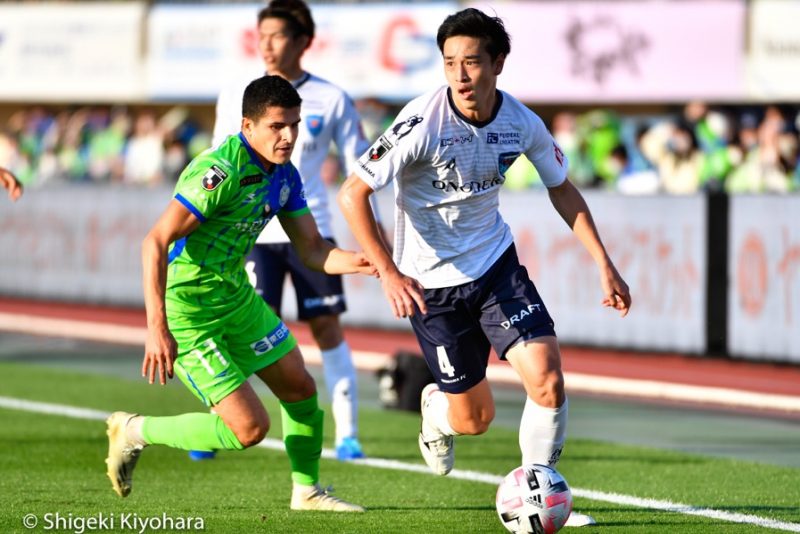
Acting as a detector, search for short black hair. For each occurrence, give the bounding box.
[436,8,511,61]
[258,0,315,47]
[242,75,302,121]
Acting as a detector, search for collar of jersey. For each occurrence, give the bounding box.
[263,70,311,90]
[446,87,503,128]
[238,132,273,176]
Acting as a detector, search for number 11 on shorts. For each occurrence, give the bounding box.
[436,346,456,377]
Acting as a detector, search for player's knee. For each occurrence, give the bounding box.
[454,406,494,435]
[529,370,565,408]
[309,315,343,349]
[234,418,270,448]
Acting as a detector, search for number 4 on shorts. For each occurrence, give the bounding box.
[436,346,456,377]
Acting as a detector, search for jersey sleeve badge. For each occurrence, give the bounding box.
[201,165,229,191]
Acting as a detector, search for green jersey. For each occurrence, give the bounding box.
[166,133,309,322]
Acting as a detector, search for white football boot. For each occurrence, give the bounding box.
[105,411,144,497]
[565,511,597,527]
[290,484,365,512]
[418,383,455,476]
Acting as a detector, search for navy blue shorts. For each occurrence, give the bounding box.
[409,244,556,394]
[247,241,347,320]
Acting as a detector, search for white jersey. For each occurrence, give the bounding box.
[353,86,568,289]
[214,70,370,242]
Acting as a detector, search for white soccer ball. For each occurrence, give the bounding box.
[496,463,573,534]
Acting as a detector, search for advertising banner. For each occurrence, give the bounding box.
[0,3,146,102]
[469,1,746,102]
[729,196,800,363]
[746,0,800,100]
[147,3,455,101]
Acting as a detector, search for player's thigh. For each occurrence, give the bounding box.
[253,345,316,403]
[284,239,347,320]
[227,295,300,381]
[171,327,249,408]
[247,243,290,312]
[479,244,557,361]
[409,287,491,394]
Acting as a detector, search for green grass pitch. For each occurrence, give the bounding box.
[0,362,798,533]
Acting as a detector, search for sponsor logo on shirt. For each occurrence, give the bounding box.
[498,151,520,176]
[368,136,394,161]
[358,161,376,177]
[553,142,565,166]
[486,132,521,145]
[439,134,474,147]
[250,323,290,355]
[201,165,228,191]
[239,175,263,187]
[390,115,423,141]
[500,303,542,330]
[306,114,324,137]
[431,176,503,193]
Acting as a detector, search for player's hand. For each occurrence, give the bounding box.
[599,262,631,317]
[142,326,177,385]
[380,269,427,318]
[352,252,379,277]
[0,167,23,202]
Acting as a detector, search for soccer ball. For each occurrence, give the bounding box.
[496,463,573,534]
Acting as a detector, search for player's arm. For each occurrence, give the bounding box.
[337,174,427,318]
[0,167,23,202]
[279,211,376,276]
[547,179,631,316]
[141,200,202,384]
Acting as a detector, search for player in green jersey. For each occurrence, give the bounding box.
[105,75,373,512]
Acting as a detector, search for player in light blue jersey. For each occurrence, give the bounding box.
[338,8,631,527]
[206,0,373,463]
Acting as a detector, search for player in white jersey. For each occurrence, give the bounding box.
[338,8,631,527]
[199,0,371,462]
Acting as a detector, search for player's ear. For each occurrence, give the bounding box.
[493,53,506,76]
[241,116,253,135]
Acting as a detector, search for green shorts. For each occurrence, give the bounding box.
[169,293,297,407]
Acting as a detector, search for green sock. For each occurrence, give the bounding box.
[281,394,323,486]
[141,413,244,451]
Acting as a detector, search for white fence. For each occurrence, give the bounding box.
[4,187,796,362]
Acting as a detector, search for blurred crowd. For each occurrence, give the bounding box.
[0,106,210,187]
[2,101,799,194]
[506,102,800,194]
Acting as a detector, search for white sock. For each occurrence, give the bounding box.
[519,397,568,467]
[126,415,148,448]
[321,341,358,444]
[423,389,458,437]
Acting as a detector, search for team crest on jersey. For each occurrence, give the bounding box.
[279,182,291,207]
[201,165,228,191]
[368,136,394,161]
[390,115,423,141]
[306,115,324,137]
[498,152,520,176]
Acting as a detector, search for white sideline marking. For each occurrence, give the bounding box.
[1,312,799,414]
[1,395,799,532]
